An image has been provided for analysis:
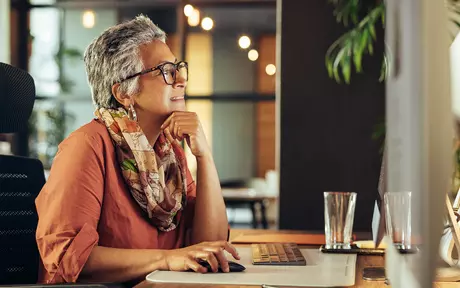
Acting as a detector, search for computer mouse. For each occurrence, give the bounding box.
[196,259,246,272]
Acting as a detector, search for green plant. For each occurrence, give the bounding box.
[326,0,460,196]
[326,0,460,84]
[55,41,83,93]
[326,1,385,84]
[44,104,75,164]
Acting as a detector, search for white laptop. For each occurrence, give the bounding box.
[146,247,356,287]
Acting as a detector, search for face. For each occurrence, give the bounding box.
[113,40,187,121]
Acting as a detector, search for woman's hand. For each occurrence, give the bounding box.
[162,241,240,273]
[161,111,211,158]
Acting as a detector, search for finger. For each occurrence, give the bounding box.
[161,113,175,129]
[194,251,219,273]
[205,247,229,273]
[167,118,177,138]
[185,258,207,273]
[175,126,185,142]
[219,242,240,260]
[170,118,186,139]
[161,112,195,129]
[174,124,198,137]
[163,128,177,144]
[174,122,180,139]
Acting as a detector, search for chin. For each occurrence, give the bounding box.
[170,100,187,112]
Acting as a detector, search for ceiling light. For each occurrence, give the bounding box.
[201,17,214,31]
[265,64,276,76]
[238,35,251,49]
[82,10,95,29]
[184,4,194,17]
[188,8,200,27]
[248,49,259,61]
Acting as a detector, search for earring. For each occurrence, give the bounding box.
[128,103,137,122]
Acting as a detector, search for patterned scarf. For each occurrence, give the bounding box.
[95,107,188,232]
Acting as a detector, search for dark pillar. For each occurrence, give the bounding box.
[10,0,30,157]
[278,0,385,231]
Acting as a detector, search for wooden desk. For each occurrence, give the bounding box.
[136,229,459,288]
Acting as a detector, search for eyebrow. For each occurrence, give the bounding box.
[155,58,178,66]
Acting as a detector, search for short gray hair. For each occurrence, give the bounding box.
[84,15,167,109]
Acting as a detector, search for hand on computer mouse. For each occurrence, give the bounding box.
[162,241,240,273]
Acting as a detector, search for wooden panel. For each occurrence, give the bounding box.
[256,35,276,177]
[257,36,277,94]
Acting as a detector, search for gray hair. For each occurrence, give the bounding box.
[84,15,167,109]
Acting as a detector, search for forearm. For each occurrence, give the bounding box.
[80,246,167,283]
[192,154,228,244]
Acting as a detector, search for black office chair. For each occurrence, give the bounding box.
[0,64,126,288]
[0,63,45,284]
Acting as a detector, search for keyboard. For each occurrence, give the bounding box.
[251,243,307,266]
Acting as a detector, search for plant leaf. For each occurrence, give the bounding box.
[368,42,374,55]
[326,58,334,77]
[452,19,460,28]
[369,24,377,40]
[342,54,351,83]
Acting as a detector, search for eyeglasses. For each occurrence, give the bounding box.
[120,61,188,85]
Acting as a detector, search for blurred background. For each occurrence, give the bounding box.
[1,0,279,229]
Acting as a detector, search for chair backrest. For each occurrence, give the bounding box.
[0,155,45,284]
[0,63,35,134]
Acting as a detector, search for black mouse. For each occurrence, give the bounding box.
[196,260,246,273]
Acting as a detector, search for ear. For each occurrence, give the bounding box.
[111,83,131,107]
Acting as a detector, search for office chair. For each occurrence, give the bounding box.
[0,63,45,284]
[0,64,126,288]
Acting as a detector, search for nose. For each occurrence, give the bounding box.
[173,73,187,89]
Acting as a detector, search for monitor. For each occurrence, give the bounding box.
[385,0,452,287]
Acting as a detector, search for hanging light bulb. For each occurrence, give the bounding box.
[188,8,200,27]
[248,49,259,61]
[82,10,96,29]
[238,35,251,49]
[184,4,194,17]
[265,64,276,76]
[201,17,214,31]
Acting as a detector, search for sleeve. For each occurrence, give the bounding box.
[35,131,105,283]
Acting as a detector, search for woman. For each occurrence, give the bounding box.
[35,15,238,284]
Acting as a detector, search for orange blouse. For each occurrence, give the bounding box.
[35,119,197,284]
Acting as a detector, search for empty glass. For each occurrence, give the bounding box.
[384,191,412,250]
[324,192,357,249]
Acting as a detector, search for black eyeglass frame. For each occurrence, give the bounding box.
[120,61,188,85]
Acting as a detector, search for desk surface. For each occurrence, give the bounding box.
[136,229,459,288]
[222,188,277,201]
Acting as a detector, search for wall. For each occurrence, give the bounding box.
[0,0,10,63]
[278,0,385,231]
[212,34,256,181]
[62,9,118,134]
[450,33,460,118]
